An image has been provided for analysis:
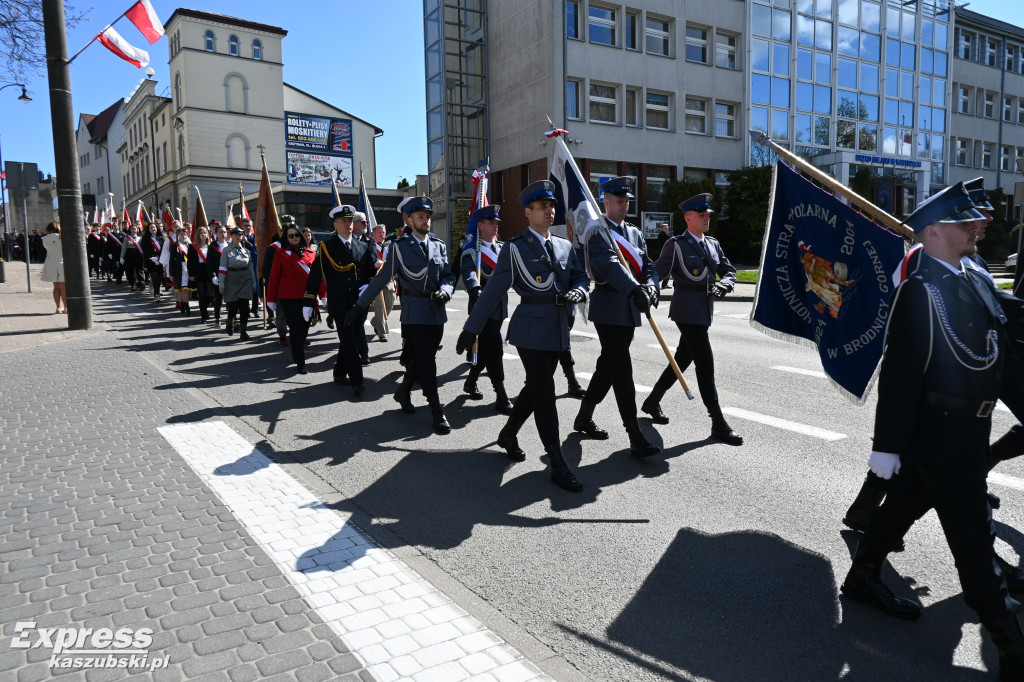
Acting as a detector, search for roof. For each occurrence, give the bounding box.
[283,83,383,135]
[86,99,122,144]
[955,8,1024,42]
[165,9,288,36]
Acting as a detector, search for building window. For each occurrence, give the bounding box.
[985,38,998,67]
[716,32,737,69]
[229,35,239,56]
[716,102,736,137]
[956,30,972,60]
[957,85,971,114]
[646,92,670,129]
[646,165,671,212]
[625,87,639,126]
[588,5,616,47]
[955,138,969,165]
[686,25,708,63]
[566,1,580,40]
[625,11,639,50]
[982,141,993,168]
[1002,145,1013,171]
[154,148,160,176]
[97,177,104,195]
[204,30,215,52]
[163,142,168,174]
[1004,96,1014,122]
[1018,100,1024,125]
[178,135,186,167]
[984,92,995,118]
[645,17,670,56]
[566,79,581,119]
[589,83,617,123]
[685,97,707,133]
[1007,45,1017,71]
[252,39,262,60]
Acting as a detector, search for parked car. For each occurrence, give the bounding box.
[1006,253,1018,273]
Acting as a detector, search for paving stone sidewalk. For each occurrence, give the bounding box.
[0,331,377,682]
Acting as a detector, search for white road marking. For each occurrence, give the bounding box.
[570,329,599,339]
[771,365,828,379]
[159,421,549,682]
[573,372,649,392]
[721,407,847,441]
[989,472,1024,493]
[503,354,517,360]
[719,313,750,319]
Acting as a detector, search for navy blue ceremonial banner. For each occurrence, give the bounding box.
[751,162,906,401]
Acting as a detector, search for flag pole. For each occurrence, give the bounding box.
[546,117,694,399]
[749,130,914,242]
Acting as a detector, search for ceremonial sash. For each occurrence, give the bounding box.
[150,236,160,251]
[194,246,207,263]
[107,233,123,248]
[297,261,311,275]
[479,241,498,270]
[128,236,143,252]
[611,229,642,278]
[178,243,188,257]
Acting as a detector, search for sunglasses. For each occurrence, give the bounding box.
[287,233,301,238]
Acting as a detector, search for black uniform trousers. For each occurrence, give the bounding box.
[468,317,505,384]
[146,261,163,295]
[401,324,444,398]
[279,299,310,369]
[859,404,1012,620]
[652,322,719,411]
[510,348,562,452]
[585,323,637,422]
[559,316,578,377]
[334,309,366,385]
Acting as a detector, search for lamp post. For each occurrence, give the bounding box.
[0,83,32,283]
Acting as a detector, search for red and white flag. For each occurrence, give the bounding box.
[125,0,164,44]
[97,26,150,68]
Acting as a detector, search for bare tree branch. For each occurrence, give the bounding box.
[0,1,88,84]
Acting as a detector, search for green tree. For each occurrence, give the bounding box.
[659,176,714,236]
[720,165,773,264]
[851,166,872,201]
[396,177,410,189]
[977,188,1013,262]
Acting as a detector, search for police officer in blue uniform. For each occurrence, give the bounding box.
[304,205,378,394]
[348,196,456,434]
[643,193,742,446]
[456,180,590,492]
[572,177,660,457]
[461,204,513,414]
[840,183,1024,678]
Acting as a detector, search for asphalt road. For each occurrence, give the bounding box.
[94,283,1023,681]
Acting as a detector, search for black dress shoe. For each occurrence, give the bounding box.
[998,554,1024,597]
[989,490,1002,510]
[641,399,669,425]
[840,568,921,620]
[550,462,583,493]
[497,432,526,462]
[239,331,251,341]
[360,355,371,366]
[573,418,609,440]
[432,410,451,435]
[463,381,483,400]
[296,367,308,375]
[353,384,367,396]
[334,375,352,385]
[494,397,514,415]
[711,422,743,446]
[566,383,587,399]
[393,389,415,414]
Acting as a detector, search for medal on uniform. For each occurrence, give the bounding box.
[693,268,699,275]
[535,276,542,283]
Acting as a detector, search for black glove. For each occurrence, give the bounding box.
[712,282,732,299]
[343,305,367,327]
[564,288,585,304]
[645,284,660,308]
[630,286,651,313]
[468,287,480,313]
[455,330,476,355]
[431,290,451,304]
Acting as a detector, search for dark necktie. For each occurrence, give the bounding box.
[545,240,556,265]
[420,241,429,259]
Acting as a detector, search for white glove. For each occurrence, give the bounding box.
[868,451,901,480]
[119,258,124,265]
[150,256,159,263]
[358,284,368,295]
[320,297,327,307]
[302,307,314,321]
[267,302,276,312]
[212,276,219,285]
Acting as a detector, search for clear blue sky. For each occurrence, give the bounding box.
[0,0,426,187]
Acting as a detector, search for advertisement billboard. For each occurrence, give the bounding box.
[286,152,353,188]
[285,111,354,187]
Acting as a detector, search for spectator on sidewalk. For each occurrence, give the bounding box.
[40,222,66,313]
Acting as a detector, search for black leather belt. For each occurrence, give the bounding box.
[402,289,433,299]
[520,295,559,305]
[924,391,996,418]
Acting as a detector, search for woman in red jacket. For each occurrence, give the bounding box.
[267,227,325,374]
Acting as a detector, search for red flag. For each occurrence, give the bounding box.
[241,201,250,221]
[254,156,281,273]
[123,204,131,222]
[125,0,164,44]
[162,208,173,226]
[97,26,150,68]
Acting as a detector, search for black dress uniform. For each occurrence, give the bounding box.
[644,193,742,445]
[304,209,378,394]
[206,239,227,322]
[460,204,513,413]
[841,183,1024,679]
[458,181,590,492]
[87,229,103,278]
[106,228,124,283]
[574,177,660,457]
[352,197,457,433]
[140,229,164,298]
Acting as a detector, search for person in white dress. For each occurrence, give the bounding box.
[40,222,66,313]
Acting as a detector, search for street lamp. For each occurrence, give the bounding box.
[0,83,32,283]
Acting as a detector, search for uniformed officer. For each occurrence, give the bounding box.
[642,193,742,446]
[348,196,456,434]
[351,210,373,364]
[573,176,660,457]
[461,204,513,414]
[456,180,590,492]
[840,183,1024,678]
[304,205,378,395]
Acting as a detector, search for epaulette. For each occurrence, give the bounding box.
[428,234,444,242]
[506,234,524,243]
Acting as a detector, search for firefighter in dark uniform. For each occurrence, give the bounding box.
[349,197,456,434]
[642,193,742,446]
[303,205,378,395]
[840,182,1024,679]
[457,180,590,492]
[572,176,660,457]
[460,204,513,414]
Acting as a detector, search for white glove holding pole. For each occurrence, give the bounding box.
[358,284,368,295]
[119,258,124,265]
[302,307,314,321]
[212,276,219,285]
[267,302,276,312]
[868,451,901,480]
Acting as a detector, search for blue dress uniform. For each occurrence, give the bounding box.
[460,204,513,413]
[643,193,743,446]
[458,180,590,492]
[840,183,1024,679]
[574,176,660,458]
[305,205,378,393]
[353,196,456,434]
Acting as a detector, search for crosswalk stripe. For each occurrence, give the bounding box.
[772,365,827,379]
[990,472,1024,492]
[573,372,650,392]
[570,329,599,339]
[721,407,847,441]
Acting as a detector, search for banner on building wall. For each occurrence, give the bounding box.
[285,152,353,188]
[641,212,672,239]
